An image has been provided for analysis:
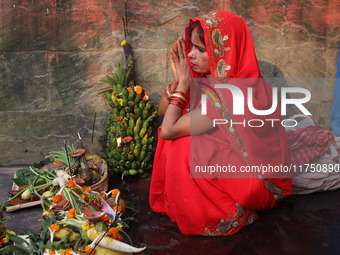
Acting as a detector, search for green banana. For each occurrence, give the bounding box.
[133,125,140,136]
[134,146,140,158]
[139,147,147,161]
[129,141,135,152]
[141,134,148,146]
[119,109,126,117]
[112,152,120,161]
[142,108,149,119]
[121,152,128,161]
[122,98,128,107]
[134,107,142,117]
[125,161,132,169]
[147,126,153,136]
[119,160,125,167]
[134,93,142,103]
[139,127,147,139]
[147,136,154,145]
[131,161,138,169]
[128,88,135,101]
[128,151,135,161]
[129,169,138,176]
[127,127,133,136]
[129,117,135,128]
[145,101,154,110]
[139,101,145,109]
[122,88,129,98]
[123,145,129,154]
[128,101,135,109]
[116,83,123,94]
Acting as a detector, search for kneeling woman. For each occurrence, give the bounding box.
[149,11,291,236]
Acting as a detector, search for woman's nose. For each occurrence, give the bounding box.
[188,49,194,59]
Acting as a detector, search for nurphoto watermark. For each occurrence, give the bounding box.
[189,78,322,179]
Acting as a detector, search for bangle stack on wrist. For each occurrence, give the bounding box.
[169,91,189,110]
[164,84,173,102]
[164,84,189,110]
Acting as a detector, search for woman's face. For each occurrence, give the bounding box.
[187,29,210,75]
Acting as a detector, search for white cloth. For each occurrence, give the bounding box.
[292,138,340,194]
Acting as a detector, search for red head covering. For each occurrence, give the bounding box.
[185,11,261,79]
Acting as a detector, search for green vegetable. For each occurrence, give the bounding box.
[21,189,32,200]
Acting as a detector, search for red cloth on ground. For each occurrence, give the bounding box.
[287,126,335,166]
[150,11,292,236]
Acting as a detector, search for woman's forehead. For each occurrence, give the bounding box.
[191,30,205,46]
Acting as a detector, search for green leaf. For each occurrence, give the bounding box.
[124,68,131,87]
[95,221,104,232]
[118,61,123,83]
[23,228,40,244]
[44,231,73,250]
[97,89,112,95]
[99,79,114,84]
[111,72,119,84]
[12,168,36,187]
[33,158,53,169]
[0,216,10,222]
[7,233,29,245]
[0,245,30,255]
[105,75,115,83]
[98,86,112,91]
[79,229,91,243]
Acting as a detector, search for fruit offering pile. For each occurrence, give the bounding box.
[99,62,158,178]
[106,84,157,177]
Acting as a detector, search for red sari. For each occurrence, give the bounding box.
[149,11,292,236]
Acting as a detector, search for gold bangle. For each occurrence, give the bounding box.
[170,93,187,103]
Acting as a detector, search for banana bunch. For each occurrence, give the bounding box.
[100,66,157,177]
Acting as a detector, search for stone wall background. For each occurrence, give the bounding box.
[0,0,339,165]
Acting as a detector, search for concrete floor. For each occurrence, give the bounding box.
[1,166,340,255]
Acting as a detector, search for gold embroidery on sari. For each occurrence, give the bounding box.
[237,137,244,150]
[204,201,249,236]
[217,59,231,78]
[212,29,230,58]
[222,108,231,121]
[245,211,259,226]
[235,202,246,217]
[264,180,286,200]
[202,12,224,28]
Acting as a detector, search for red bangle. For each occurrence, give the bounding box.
[169,96,187,109]
[168,84,174,94]
[164,84,174,102]
[172,90,189,101]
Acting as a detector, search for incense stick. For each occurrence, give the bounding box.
[64,140,72,175]
[90,112,97,154]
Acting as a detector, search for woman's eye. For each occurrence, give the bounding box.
[198,48,206,53]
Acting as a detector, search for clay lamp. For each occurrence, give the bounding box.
[72,178,85,186]
[121,136,133,145]
[53,199,71,212]
[82,211,106,223]
[70,148,91,182]
[70,148,86,158]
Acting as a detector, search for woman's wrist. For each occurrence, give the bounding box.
[175,81,190,95]
[170,81,178,92]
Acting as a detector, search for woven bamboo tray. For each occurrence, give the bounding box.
[6,160,109,212]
